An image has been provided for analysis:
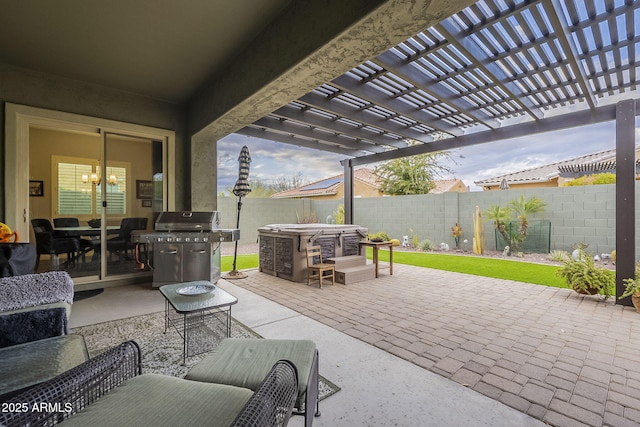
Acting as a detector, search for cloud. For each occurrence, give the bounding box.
[441,121,618,190]
[218,118,633,193]
[217,134,344,193]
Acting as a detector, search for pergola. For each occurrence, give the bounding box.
[1,0,638,300]
[234,0,639,304]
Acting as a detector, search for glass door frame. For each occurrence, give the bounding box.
[5,103,176,285]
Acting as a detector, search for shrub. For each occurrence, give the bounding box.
[368,231,391,242]
[556,248,615,300]
[420,240,432,251]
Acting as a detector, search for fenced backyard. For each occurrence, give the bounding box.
[217,184,622,257]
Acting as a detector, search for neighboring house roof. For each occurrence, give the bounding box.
[473,148,638,187]
[271,168,379,199]
[430,179,468,194]
[272,168,467,198]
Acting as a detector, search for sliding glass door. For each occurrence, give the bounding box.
[103,132,163,279]
[27,126,163,283]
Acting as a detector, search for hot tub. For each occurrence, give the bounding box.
[258,224,368,282]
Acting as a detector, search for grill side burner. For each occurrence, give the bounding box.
[136,211,238,287]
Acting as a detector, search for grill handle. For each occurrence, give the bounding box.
[159,249,178,254]
[189,250,207,254]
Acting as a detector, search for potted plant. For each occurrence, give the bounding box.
[622,265,640,312]
[555,248,615,300]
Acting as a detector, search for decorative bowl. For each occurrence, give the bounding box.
[176,284,215,296]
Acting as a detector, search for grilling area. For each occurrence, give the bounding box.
[135,211,239,287]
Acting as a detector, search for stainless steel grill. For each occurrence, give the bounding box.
[136,211,238,287]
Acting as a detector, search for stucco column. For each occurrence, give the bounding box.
[191,134,217,211]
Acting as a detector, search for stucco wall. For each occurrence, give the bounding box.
[218,184,623,256]
[0,64,189,220]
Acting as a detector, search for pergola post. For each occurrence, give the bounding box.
[615,99,636,306]
[342,159,354,225]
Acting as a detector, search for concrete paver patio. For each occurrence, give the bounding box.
[230,263,640,427]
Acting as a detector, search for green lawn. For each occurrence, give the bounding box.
[221,249,568,289]
[366,248,567,288]
[221,254,260,272]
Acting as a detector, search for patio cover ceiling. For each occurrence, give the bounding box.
[236,0,640,166]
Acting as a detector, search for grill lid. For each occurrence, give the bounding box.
[155,211,220,232]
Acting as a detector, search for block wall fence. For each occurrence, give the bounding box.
[217,184,626,256]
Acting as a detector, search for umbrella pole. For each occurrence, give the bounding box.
[232,197,242,271]
[225,196,247,279]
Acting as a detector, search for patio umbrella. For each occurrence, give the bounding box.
[499,178,509,190]
[472,205,485,255]
[224,146,251,279]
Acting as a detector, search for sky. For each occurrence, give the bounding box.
[217,119,638,195]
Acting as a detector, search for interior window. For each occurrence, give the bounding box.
[54,156,129,216]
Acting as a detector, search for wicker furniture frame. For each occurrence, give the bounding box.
[186,338,320,427]
[0,340,298,427]
[0,340,141,426]
[230,360,298,427]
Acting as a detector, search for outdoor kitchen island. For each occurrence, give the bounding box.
[258,223,368,283]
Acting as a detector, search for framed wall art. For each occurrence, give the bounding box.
[29,180,44,197]
[136,180,153,199]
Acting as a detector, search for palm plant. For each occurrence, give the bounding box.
[509,194,547,236]
[484,204,512,245]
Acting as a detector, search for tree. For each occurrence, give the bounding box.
[374,152,452,195]
[564,173,616,186]
[221,173,308,198]
[272,172,307,193]
[224,179,274,198]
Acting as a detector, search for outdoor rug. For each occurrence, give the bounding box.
[73,311,340,400]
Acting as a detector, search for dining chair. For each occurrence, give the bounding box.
[53,218,100,264]
[305,245,334,289]
[31,219,81,270]
[106,217,148,261]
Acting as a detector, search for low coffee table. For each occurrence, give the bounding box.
[159,281,238,364]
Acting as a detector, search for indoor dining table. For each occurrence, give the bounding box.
[53,225,120,237]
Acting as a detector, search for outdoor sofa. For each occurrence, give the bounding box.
[0,271,74,348]
[186,338,320,427]
[0,271,90,401]
[0,340,299,427]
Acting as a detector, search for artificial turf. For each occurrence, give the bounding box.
[366,248,567,288]
[221,249,568,289]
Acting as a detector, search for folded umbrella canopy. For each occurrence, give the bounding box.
[233,146,252,198]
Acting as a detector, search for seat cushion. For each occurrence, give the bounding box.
[0,271,74,311]
[61,374,253,427]
[0,302,71,347]
[186,338,316,405]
